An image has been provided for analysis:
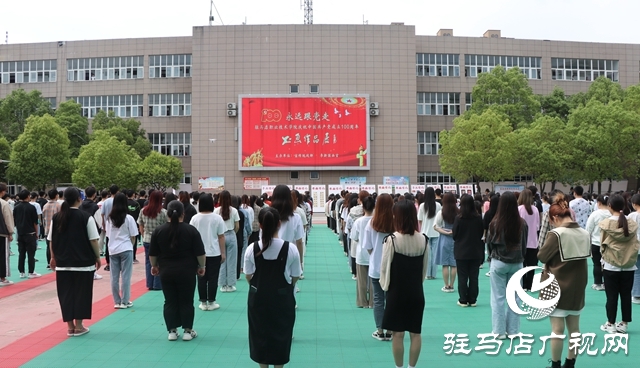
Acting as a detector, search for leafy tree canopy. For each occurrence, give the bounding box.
[540,87,571,121]
[91,110,151,158]
[138,151,183,191]
[0,89,53,142]
[0,136,11,182]
[55,100,89,158]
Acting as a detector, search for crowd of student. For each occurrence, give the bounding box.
[324,185,640,368]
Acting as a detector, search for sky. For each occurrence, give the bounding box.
[2,0,640,45]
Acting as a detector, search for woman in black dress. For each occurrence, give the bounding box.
[380,200,428,368]
[244,207,302,368]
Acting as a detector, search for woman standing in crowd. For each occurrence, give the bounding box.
[434,192,458,292]
[214,191,240,292]
[234,195,252,279]
[362,193,394,341]
[518,189,540,291]
[343,193,360,280]
[138,191,166,291]
[150,200,205,341]
[292,190,309,278]
[628,194,640,304]
[49,188,101,337]
[107,193,138,309]
[248,195,261,244]
[482,194,500,277]
[244,207,301,368]
[189,194,226,311]
[585,195,610,291]
[599,194,639,334]
[351,195,374,308]
[270,185,305,285]
[538,197,590,368]
[380,200,428,368]
[452,194,484,307]
[418,187,441,280]
[179,191,197,224]
[164,193,178,209]
[487,192,527,339]
[242,194,255,230]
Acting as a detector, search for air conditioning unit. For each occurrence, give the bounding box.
[369,102,379,109]
[227,110,237,117]
[227,102,237,110]
[369,109,379,116]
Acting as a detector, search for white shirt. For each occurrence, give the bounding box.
[278,214,304,243]
[105,214,138,255]
[214,206,240,232]
[30,201,42,216]
[243,238,302,284]
[361,222,390,279]
[190,212,227,257]
[418,202,442,238]
[569,198,591,229]
[295,207,308,227]
[586,209,611,246]
[351,215,372,265]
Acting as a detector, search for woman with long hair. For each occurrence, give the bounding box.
[270,185,305,285]
[214,190,240,292]
[190,194,226,311]
[482,194,500,277]
[343,193,360,279]
[149,200,206,341]
[418,187,441,280]
[380,200,428,368]
[179,191,197,224]
[292,190,310,278]
[517,189,540,291]
[49,187,101,337]
[351,195,375,308]
[242,194,255,229]
[244,207,301,367]
[107,193,139,309]
[248,195,261,244]
[585,194,610,291]
[434,192,459,292]
[487,192,528,339]
[538,196,590,368]
[452,194,484,307]
[138,191,167,290]
[599,194,639,335]
[628,194,640,304]
[233,195,252,279]
[361,193,394,341]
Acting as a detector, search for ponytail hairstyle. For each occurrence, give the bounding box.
[249,195,258,208]
[218,190,231,221]
[166,200,184,248]
[257,207,281,257]
[609,194,629,237]
[109,193,128,228]
[597,194,609,206]
[241,194,250,208]
[362,195,375,214]
[56,187,81,232]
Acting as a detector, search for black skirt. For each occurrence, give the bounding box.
[56,270,94,322]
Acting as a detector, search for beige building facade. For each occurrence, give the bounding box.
[1,24,639,194]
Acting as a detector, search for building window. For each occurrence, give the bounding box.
[148,93,192,117]
[513,174,533,182]
[290,171,299,180]
[551,58,619,82]
[417,93,460,116]
[310,171,319,180]
[416,53,460,77]
[181,173,192,184]
[310,84,319,94]
[464,55,542,80]
[68,95,143,118]
[149,54,191,78]
[465,93,473,111]
[44,97,56,109]
[148,133,191,157]
[417,172,456,184]
[0,59,57,84]
[67,56,143,82]
[290,84,299,94]
[417,132,439,155]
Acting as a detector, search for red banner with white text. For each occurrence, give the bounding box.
[239,96,370,170]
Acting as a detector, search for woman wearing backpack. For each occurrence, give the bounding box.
[599,194,640,334]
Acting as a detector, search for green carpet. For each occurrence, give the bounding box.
[5,239,53,282]
[23,226,636,367]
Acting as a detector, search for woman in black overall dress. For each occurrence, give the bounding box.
[244,207,302,368]
[380,200,429,368]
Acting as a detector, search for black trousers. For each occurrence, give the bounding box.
[330,218,336,233]
[327,216,330,228]
[160,270,196,330]
[0,237,8,278]
[603,270,634,323]
[456,259,481,304]
[105,236,110,265]
[342,232,348,254]
[591,245,603,285]
[56,270,94,322]
[198,256,222,302]
[46,239,52,266]
[522,248,539,290]
[17,233,37,274]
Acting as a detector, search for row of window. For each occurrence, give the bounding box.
[1,59,58,84]
[417,93,461,116]
[68,93,192,118]
[149,133,191,157]
[67,56,144,81]
[416,54,619,82]
[417,172,456,184]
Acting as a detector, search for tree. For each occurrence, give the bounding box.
[91,110,151,158]
[0,137,10,181]
[467,66,540,128]
[540,87,571,121]
[439,109,517,189]
[138,151,183,190]
[55,100,89,158]
[0,89,53,142]
[6,115,73,189]
[73,131,141,190]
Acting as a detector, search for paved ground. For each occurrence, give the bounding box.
[0,218,637,367]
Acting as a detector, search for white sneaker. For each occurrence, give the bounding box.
[615,322,628,333]
[199,302,208,311]
[228,286,237,292]
[0,279,14,286]
[28,273,41,279]
[299,273,305,280]
[168,330,178,341]
[19,273,26,278]
[182,330,197,341]
[601,322,616,333]
[485,272,491,277]
[351,275,357,280]
[633,297,640,304]
[220,286,228,292]
[207,302,220,311]
[93,273,103,280]
[592,284,605,291]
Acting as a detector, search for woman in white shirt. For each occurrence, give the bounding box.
[270,185,304,278]
[629,194,640,304]
[417,187,441,280]
[585,195,610,291]
[351,195,374,308]
[190,194,227,311]
[106,193,139,309]
[214,191,240,292]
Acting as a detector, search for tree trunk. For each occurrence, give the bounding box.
[589,183,594,193]
[597,181,602,195]
[608,178,613,194]
[540,182,546,193]
[551,181,557,191]
[474,176,481,194]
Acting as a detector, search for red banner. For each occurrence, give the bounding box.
[239,96,369,170]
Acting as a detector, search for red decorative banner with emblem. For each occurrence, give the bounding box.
[239,95,370,170]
